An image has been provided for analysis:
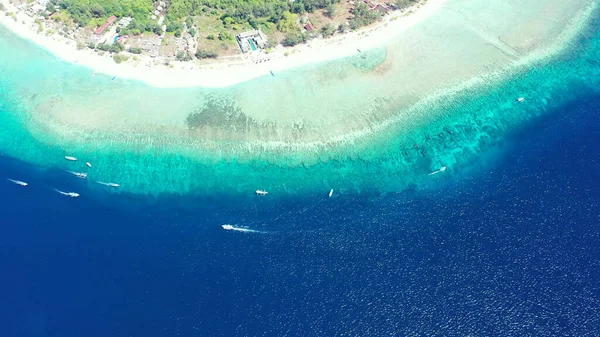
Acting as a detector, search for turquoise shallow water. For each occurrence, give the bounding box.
[1,5,600,198]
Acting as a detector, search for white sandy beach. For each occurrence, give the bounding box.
[0,0,447,88]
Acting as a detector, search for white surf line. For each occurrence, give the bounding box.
[221,224,261,233]
[54,189,80,197]
[7,178,28,186]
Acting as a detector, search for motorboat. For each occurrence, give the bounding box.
[517,97,525,102]
[55,189,80,197]
[429,166,447,176]
[255,190,268,195]
[86,162,92,168]
[97,181,119,187]
[7,179,27,186]
[329,189,333,197]
[222,224,234,230]
[68,171,87,179]
[64,156,77,161]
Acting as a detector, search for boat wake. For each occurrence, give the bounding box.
[68,171,88,179]
[221,224,262,233]
[96,181,119,187]
[7,178,27,186]
[54,189,80,198]
[429,166,447,176]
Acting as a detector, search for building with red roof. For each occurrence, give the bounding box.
[95,15,117,35]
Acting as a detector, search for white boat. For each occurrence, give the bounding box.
[55,189,80,197]
[7,179,27,186]
[97,181,119,187]
[93,70,98,76]
[221,224,257,233]
[428,166,447,176]
[86,162,92,168]
[517,97,525,102]
[255,189,268,195]
[68,171,87,179]
[329,189,334,197]
[64,156,77,161]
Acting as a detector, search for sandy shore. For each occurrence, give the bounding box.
[2,0,595,157]
[0,0,447,88]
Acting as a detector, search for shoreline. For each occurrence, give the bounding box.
[0,0,447,88]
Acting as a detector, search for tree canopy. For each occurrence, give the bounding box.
[58,0,152,26]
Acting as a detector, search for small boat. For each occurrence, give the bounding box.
[97,181,119,188]
[329,189,334,197]
[86,162,92,168]
[428,166,447,176]
[357,48,362,53]
[55,189,80,197]
[93,70,98,76]
[64,156,77,161]
[7,179,27,186]
[221,224,257,233]
[517,97,525,103]
[68,171,87,179]
[270,70,275,77]
[111,77,116,82]
[255,189,268,196]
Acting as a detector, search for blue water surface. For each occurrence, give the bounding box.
[0,95,599,336]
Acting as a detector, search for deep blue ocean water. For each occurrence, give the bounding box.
[1,88,599,336]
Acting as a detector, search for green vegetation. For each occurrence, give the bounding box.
[282,31,307,47]
[44,0,398,59]
[167,0,341,24]
[349,1,382,30]
[320,23,335,36]
[35,19,44,32]
[96,42,124,53]
[119,20,161,36]
[324,4,336,18]
[195,49,218,59]
[277,11,299,33]
[112,53,129,63]
[55,0,152,27]
[218,30,233,41]
[175,50,193,61]
[128,46,142,54]
[395,0,418,9]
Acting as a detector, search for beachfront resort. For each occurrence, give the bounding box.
[0,0,417,66]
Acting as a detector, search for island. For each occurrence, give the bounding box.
[0,0,429,86]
